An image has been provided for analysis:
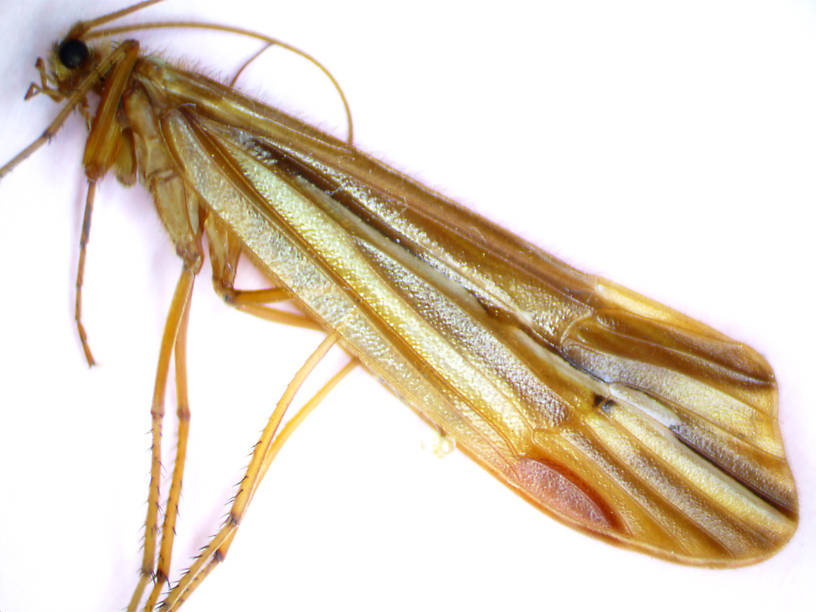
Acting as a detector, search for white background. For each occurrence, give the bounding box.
[0,1,814,611]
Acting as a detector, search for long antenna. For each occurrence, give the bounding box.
[68,0,166,38]
[84,20,355,144]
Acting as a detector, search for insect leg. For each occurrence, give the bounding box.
[205,214,321,330]
[223,287,290,304]
[0,41,139,181]
[142,289,193,612]
[120,84,212,610]
[161,334,353,611]
[126,267,195,612]
[220,284,322,329]
[25,58,95,130]
[166,358,358,612]
[64,41,141,366]
[168,359,359,611]
[250,358,358,498]
[74,181,97,365]
[226,296,323,330]
[24,58,64,102]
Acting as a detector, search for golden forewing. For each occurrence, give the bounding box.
[135,58,796,565]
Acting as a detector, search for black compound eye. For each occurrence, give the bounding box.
[58,38,89,69]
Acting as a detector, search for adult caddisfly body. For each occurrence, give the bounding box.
[0,1,801,611]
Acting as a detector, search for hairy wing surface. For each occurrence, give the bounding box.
[144,62,796,563]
